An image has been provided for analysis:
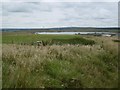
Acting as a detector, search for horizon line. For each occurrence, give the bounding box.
[1,26,119,29]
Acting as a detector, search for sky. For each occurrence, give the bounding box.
[0,0,119,28]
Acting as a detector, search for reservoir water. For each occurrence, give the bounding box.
[35,32,115,35]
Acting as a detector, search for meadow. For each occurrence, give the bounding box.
[2,32,119,88]
[2,32,95,45]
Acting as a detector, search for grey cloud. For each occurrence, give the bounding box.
[2,2,53,15]
[2,2,37,13]
[2,2,118,28]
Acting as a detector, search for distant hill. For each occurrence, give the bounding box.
[1,27,119,32]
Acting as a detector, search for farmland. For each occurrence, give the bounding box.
[2,31,119,88]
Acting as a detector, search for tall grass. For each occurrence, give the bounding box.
[2,36,118,88]
[0,44,2,89]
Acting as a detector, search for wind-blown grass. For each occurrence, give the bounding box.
[2,36,118,88]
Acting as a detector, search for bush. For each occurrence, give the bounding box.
[49,38,95,45]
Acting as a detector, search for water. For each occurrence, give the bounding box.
[35,32,115,35]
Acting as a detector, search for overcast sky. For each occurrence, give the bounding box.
[1,0,119,28]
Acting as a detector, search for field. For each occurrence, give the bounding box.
[2,31,119,88]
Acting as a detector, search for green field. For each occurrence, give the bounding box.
[2,32,119,88]
[2,33,96,45]
[2,34,84,43]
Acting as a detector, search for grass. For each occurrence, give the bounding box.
[2,32,119,88]
[2,34,95,45]
[2,34,80,43]
[51,38,95,45]
[113,39,120,42]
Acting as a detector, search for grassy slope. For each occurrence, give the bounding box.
[2,32,119,88]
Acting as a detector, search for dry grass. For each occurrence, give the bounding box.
[0,44,2,89]
[2,36,118,88]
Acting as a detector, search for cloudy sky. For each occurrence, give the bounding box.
[1,0,119,28]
